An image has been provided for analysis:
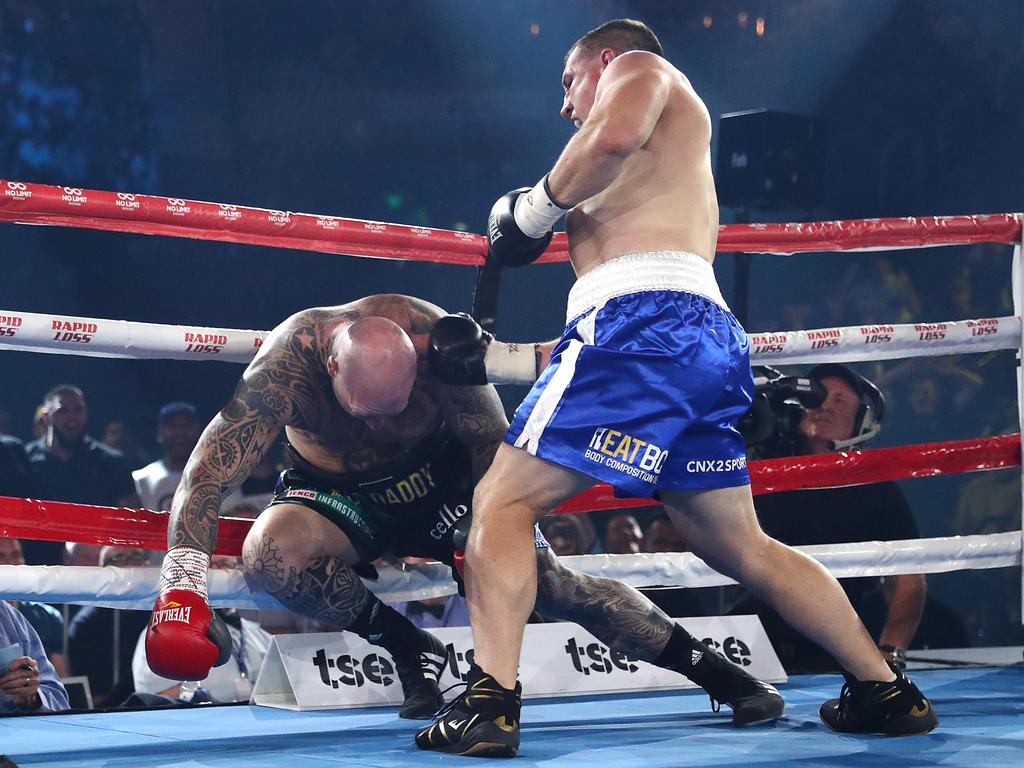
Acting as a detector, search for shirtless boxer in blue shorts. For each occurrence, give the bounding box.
[421,18,937,756]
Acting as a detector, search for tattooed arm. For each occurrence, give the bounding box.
[167,317,322,553]
[440,383,509,483]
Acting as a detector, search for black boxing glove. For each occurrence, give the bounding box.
[428,313,539,386]
[487,176,568,267]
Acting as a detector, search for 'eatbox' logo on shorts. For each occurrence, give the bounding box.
[585,428,667,485]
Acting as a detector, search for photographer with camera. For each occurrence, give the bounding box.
[735,364,926,672]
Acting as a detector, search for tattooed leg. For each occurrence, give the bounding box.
[533,547,784,724]
[240,503,425,644]
[242,502,447,718]
[242,505,371,627]
[533,547,673,661]
[246,548,373,626]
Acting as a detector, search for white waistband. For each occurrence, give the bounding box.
[566,251,728,322]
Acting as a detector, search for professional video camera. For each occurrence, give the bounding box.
[738,366,826,459]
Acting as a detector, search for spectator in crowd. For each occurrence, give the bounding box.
[100,419,146,470]
[0,538,65,676]
[24,385,140,565]
[132,402,203,512]
[31,404,46,441]
[67,546,151,708]
[636,512,705,619]
[832,254,921,327]
[398,596,469,629]
[600,513,644,555]
[642,512,686,553]
[134,402,249,528]
[0,433,35,499]
[132,555,272,703]
[393,556,471,630]
[945,243,1014,320]
[0,600,69,713]
[538,514,591,557]
[733,364,927,672]
[877,357,983,445]
[63,542,103,568]
[61,541,104,624]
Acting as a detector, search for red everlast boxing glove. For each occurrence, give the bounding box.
[146,546,232,681]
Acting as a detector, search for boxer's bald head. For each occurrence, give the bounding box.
[328,317,417,427]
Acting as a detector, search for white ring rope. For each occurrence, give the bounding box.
[0,309,1018,366]
[2,532,1018,610]
[748,316,1019,365]
[0,310,266,363]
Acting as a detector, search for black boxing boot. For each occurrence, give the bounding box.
[347,596,446,719]
[394,628,448,719]
[415,664,521,757]
[819,662,938,736]
[656,624,784,726]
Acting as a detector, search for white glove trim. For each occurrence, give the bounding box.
[513,175,569,239]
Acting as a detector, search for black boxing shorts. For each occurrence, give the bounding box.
[268,423,476,567]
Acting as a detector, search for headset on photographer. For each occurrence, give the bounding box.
[807,363,887,451]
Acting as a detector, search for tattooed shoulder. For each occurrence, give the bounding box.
[403,296,446,335]
[239,313,332,429]
[442,383,509,444]
[352,294,444,335]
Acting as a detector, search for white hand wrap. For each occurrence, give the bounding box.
[513,175,569,239]
[158,546,210,599]
[484,341,539,385]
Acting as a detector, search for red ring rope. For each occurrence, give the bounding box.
[1,434,1016,555]
[1,180,1019,266]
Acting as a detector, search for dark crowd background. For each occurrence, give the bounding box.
[1,0,1022,647]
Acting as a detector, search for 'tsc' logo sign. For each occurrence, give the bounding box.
[312,648,396,689]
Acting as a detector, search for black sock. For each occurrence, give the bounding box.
[653,623,735,688]
[348,595,424,659]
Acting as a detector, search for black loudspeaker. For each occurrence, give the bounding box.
[716,109,826,210]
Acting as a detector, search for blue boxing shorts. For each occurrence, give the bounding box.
[505,251,754,498]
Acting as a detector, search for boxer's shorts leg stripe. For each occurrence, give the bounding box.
[515,305,599,455]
